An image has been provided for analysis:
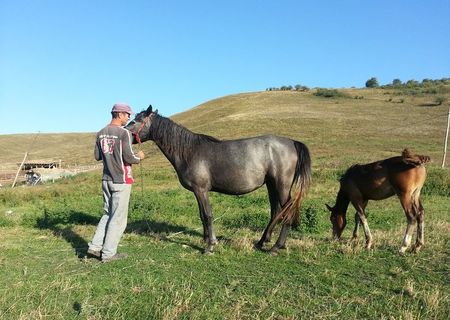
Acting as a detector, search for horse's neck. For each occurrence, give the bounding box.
[151,115,196,165]
[335,190,350,214]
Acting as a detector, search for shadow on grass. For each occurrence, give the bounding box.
[35,210,206,254]
[35,210,98,258]
[127,220,205,252]
[418,103,440,107]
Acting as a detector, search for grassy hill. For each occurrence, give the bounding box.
[1,87,449,170]
[1,87,449,319]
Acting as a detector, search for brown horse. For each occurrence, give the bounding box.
[326,149,430,255]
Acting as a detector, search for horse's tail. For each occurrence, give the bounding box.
[401,149,431,166]
[268,141,312,230]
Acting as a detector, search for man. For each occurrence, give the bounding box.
[87,102,145,262]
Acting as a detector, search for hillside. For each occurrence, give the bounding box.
[172,88,449,168]
[1,87,449,318]
[1,87,449,173]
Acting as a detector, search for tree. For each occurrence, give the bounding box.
[406,79,420,87]
[435,96,447,106]
[392,79,402,86]
[365,77,379,88]
[295,84,310,91]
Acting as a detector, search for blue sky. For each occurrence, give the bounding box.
[1,0,449,134]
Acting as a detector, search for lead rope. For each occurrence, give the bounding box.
[133,116,152,231]
[138,145,144,198]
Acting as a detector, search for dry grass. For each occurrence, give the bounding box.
[2,87,449,173]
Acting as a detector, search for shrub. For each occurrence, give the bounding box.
[314,88,349,98]
[298,199,322,233]
[423,168,450,197]
[435,96,447,105]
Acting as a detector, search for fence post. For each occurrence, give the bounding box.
[442,106,450,168]
[12,152,28,188]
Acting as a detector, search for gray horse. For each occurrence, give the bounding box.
[126,106,311,254]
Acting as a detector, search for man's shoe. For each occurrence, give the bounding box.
[87,249,101,259]
[101,253,128,263]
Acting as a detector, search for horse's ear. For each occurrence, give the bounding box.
[325,204,333,212]
[145,104,153,116]
[154,109,158,115]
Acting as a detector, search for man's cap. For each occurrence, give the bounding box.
[111,102,134,115]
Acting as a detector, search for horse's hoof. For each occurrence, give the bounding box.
[203,251,214,256]
[269,246,280,256]
[254,243,264,250]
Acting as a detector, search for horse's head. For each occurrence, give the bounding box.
[326,204,346,239]
[125,105,158,144]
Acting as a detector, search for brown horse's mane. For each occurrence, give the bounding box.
[340,149,430,183]
[401,149,431,166]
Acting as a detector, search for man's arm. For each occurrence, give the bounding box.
[94,139,102,161]
[121,129,144,164]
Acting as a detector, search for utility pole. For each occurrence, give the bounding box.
[442,106,450,168]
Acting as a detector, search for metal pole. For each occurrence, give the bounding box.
[442,106,450,168]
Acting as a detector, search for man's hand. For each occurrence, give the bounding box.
[136,150,145,160]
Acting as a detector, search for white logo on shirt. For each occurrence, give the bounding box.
[101,138,115,154]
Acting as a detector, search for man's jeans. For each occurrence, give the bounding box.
[89,181,132,259]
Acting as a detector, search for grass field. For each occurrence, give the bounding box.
[1,87,449,319]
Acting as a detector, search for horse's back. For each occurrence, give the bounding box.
[194,135,301,194]
[342,156,427,200]
[385,157,427,193]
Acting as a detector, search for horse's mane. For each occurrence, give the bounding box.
[150,114,220,161]
[340,164,361,183]
[401,148,431,165]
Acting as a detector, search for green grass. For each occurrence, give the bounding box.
[1,168,449,319]
[1,87,450,319]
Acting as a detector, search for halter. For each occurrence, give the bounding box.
[132,112,155,145]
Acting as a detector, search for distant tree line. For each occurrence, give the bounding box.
[267,77,449,91]
[266,85,310,92]
[365,77,450,89]
[265,77,449,105]
[366,77,449,105]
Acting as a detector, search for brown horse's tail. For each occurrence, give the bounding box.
[267,141,312,231]
[401,149,431,166]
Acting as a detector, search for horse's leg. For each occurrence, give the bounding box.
[352,213,360,239]
[359,212,373,249]
[412,199,425,254]
[269,183,291,254]
[193,192,208,242]
[256,182,280,249]
[398,192,416,255]
[270,223,291,255]
[193,190,217,254]
[399,218,415,255]
[351,199,372,249]
[352,200,367,240]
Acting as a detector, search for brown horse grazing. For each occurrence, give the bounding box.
[326,149,430,255]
